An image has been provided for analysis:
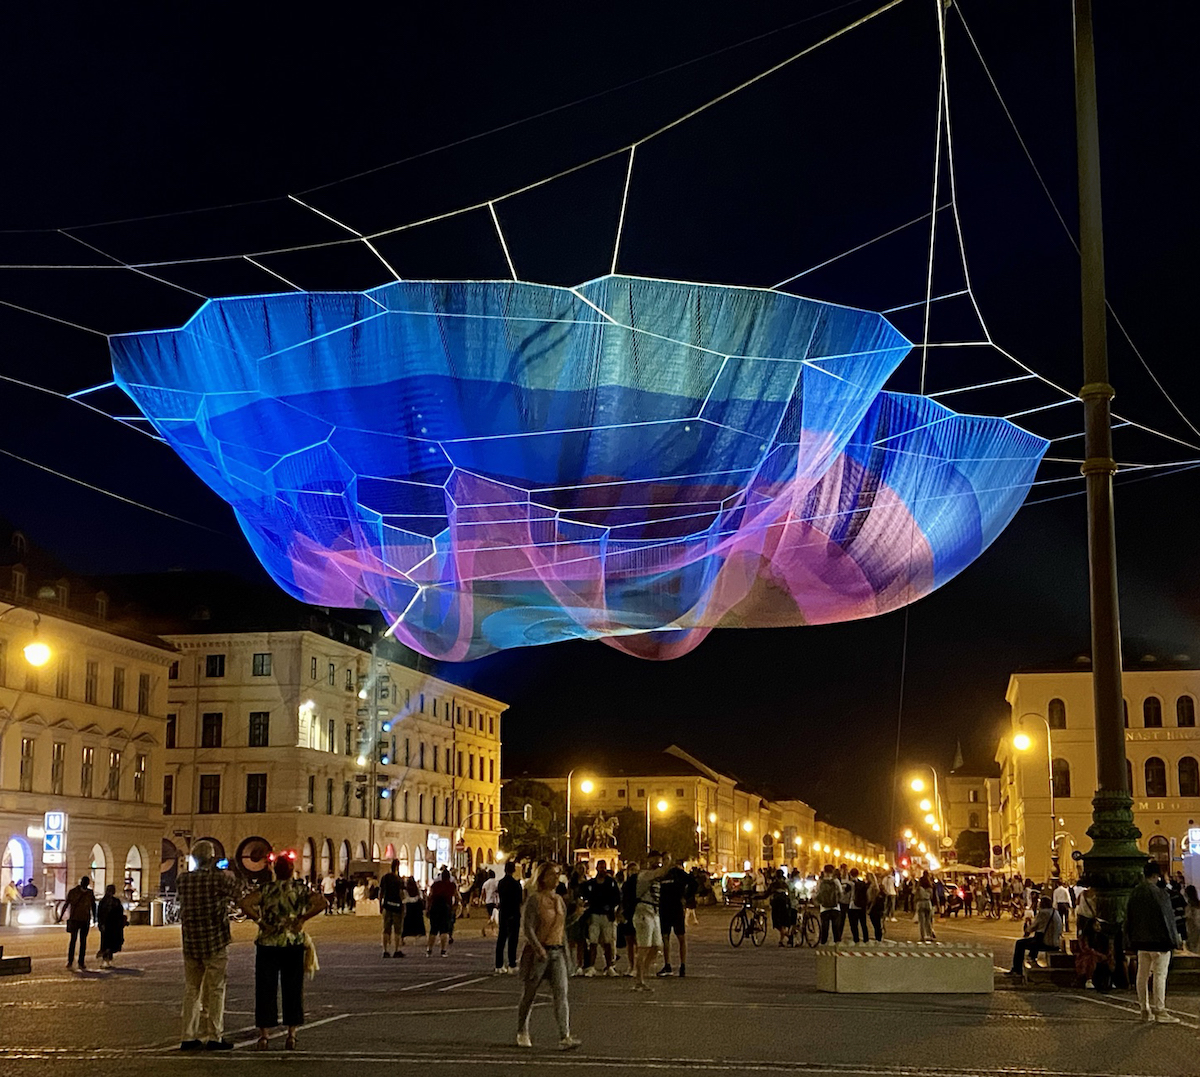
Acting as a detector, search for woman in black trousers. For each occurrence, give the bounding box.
[240,855,326,1050]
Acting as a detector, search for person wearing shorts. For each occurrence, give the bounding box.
[632,853,670,991]
[657,863,690,977]
[581,860,621,976]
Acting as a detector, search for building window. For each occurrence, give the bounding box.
[85,660,98,705]
[1144,697,1163,728]
[326,777,334,814]
[1178,696,1196,728]
[345,668,354,691]
[106,749,121,799]
[24,663,38,694]
[80,746,94,797]
[19,737,34,792]
[447,797,453,826]
[342,780,351,816]
[51,741,65,795]
[307,775,315,813]
[1148,834,1170,874]
[489,804,494,830]
[201,712,223,748]
[198,774,221,814]
[489,758,495,784]
[1178,757,1200,798]
[636,788,645,798]
[469,755,475,780]
[1145,757,1168,797]
[245,773,268,813]
[676,788,685,798]
[457,751,463,777]
[112,666,125,710]
[328,662,336,686]
[419,742,426,769]
[1126,757,1134,794]
[163,774,174,815]
[968,789,980,803]
[968,811,980,829]
[489,714,494,735]
[457,706,463,725]
[56,657,70,699]
[133,754,147,802]
[1123,699,1129,728]
[251,652,272,676]
[617,788,626,798]
[205,654,226,678]
[168,660,179,680]
[468,709,474,728]
[1047,698,1066,729]
[310,656,318,679]
[431,745,438,773]
[249,711,270,747]
[343,721,351,756]
[418,794,425,824]
[165,713,177,749]
[137,672,151,715]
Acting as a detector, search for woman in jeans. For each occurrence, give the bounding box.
[916,872,936,943]
[516,862,581,1051]
[240,856,326,1050]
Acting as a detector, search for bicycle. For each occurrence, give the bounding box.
[795,905,820,947]
[729,898,768,947]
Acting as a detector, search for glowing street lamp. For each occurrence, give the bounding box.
[742,820,754,833]
[580,779,595,795]
[910,778,925,793]
[919,798,933,812]
[924,813,936,825]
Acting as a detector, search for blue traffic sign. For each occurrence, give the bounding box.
[43,832,64,853]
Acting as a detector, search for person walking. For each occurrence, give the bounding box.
[321,872,336,915]
[1052,879,1073,935]
[240,854,326,1051]
[916,872,936,944]
[867,873,885,942]
[656,859,690,977]
[516,862,581,1051]
[426,868,458,957]
[58,875,96,970]
[481,869,499,937]
[96,884,127,968]
[815,865,842,945]
[495,861,524,973]
[1009,896,1063,979]
[378,859,406,957]
[400,876,427,952]
[177,839,242,1051]
[1126,860,1182,1023]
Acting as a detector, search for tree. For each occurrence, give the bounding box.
[499,778,563,862]
[954,829,990,869]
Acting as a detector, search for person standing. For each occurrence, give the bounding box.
[618,861,640,975]
[1052,879,1073,935]
[426,868,458,957]
[632,853,670,991]
[1126,861,1182,1023]
[1075,885,1098,940]
[378,859,406,957]
[866,873,885,942]
[1183,885,1200,954]
[916,872,936,944]
[400,876,427,952]
[96,884,127,968]
[240,854,326,1051]
[582,860,621,976]
[321,872,336,915]
[837,865,853,938]
[847,869,868,944]
[882,870,897,921]
[58,875,96,970]
[495,861,524,974]
[815,865,842,945]
[656,859,690,977]
[481,869,499,937]
[177,839,242,1051]
[516,862,581,1051]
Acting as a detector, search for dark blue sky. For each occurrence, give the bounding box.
[1,2,1196,840]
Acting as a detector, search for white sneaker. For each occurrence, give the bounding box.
[1155,1012,1182,1025]
[1140,1010,1155,1023]
[559,1036,582,1051]
[572,968,584,977]
[516,1031,532,1048]
[582,967,597,978]
[604,966,619,977]
[493,968,506,976]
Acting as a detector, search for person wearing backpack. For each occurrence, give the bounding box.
[847,869,869,944]
[58,875,96,970]
[815,865,842,945]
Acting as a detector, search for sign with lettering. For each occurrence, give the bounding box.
[44,811,67,834]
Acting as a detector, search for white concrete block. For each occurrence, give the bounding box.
[815,943,994,993]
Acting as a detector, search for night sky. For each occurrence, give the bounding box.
[1,3,1197,843]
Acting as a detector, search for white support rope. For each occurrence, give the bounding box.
[882,289,968,313]
[60,230,208,300]
[918,0,948,396]
[0,296,107,337]
[488,202,518,281]
[0,374,163,441]
[243,255,303,291]
[287,194,402,282]
[611,145,637,275]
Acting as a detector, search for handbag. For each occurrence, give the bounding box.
[303,933,319,979]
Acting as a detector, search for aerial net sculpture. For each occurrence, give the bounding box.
[110,275,1047,660]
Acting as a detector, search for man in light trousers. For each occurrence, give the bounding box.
[1125,860,1181,1024]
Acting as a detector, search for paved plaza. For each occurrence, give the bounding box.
[2,907,1197,1076]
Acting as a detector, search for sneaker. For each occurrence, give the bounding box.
[1155,1012,1182,1024]
[394,951,405,958]
[678,964,686,978]
[572,968,585,977]
[440,950,448,958]
[426,950,432,957]
[205,1039,235,1051]
[656,964,673,977]
[494,968,506,976]
[180,1040,204,1052]
[1140,1010,1155,1023]
[604,966,619,977]
[516,1031,532,1049]
[582,967,597,978]
[382,951,391,958]
[66,961,74,969]
[559,1036,582,1051]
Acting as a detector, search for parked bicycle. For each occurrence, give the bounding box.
[729,898,768,947]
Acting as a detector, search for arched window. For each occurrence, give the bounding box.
[1178,696,1196,728]
[1126,758,1134,795]
[1123,700,1129,728]
[1051,758,1071,799]
[1047,698,1066,729]
[1145,757,1167,797]
[968,811,980,829]
[1144,697,1163,728]
[1179,757,1200,798]
[1148,835,1170,874]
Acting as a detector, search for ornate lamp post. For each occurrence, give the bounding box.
[1013,713,1059,880]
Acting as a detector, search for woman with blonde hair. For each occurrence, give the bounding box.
[515,862,581,1051]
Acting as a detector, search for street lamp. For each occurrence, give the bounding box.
[645,796,669,849]
[0,608,52,667]
[564,769,594,864]
[908,765,945,834]
[1014,712,1059,879]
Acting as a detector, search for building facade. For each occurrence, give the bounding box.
[995,654,1200,882]
[162,625,507,886]
[1,543,174,904]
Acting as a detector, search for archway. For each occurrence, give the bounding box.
[357,841,367,861]
[319,838,333,878]
[301,838,315,882]
[89,843,108,894]
[123,846,144,901]
[487,846,494,864]
[2,836,30,893]
[338,840,351,875]
[372,842,381,862]
[384,843,396,861]
[160,838,182,893]
[476,846,484,870]
[413,845,426,885]
[397,843,410,876]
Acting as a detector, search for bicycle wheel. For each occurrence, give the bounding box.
[750,910,768,947]
[801,912,819,947]
[729,913,747,947]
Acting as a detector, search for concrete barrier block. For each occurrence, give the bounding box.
[816,943,994,993]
